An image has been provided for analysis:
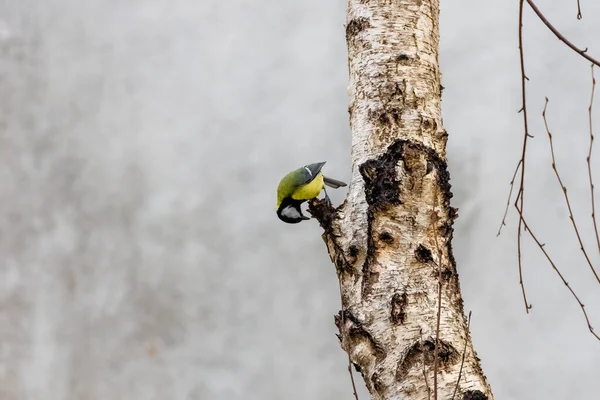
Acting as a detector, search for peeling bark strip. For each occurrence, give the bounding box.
[308,0,493,399]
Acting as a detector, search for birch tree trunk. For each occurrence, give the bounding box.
[309,1,494,399]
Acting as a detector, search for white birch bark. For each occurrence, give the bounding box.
[309,1,494,399]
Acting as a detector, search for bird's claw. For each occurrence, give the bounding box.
[323,188,332,206]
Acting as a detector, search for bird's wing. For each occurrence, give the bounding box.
[323,176,347,188]
[278,162,327,206]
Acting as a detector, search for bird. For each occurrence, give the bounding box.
[276,161,347,223]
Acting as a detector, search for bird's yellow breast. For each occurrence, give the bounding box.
[291,173,324,201]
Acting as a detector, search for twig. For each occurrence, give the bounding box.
[577,0,582,20]
[526,0,600,67]
[432,193,443,400]
[586,65,600,254]
[543,98,600,285]
[421,328,432,400]
[338,279,360,400]
[515,191,532,313]
[516,0,533,314]
[497,159,522,236]
[451,311,472,400]
[515,206,600,341]
[347,357,359,400]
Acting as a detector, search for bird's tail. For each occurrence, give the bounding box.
[323,176,347,189]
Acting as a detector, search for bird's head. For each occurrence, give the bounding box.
[277,198,310,224]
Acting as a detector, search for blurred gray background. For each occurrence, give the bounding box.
[1,1,600,399]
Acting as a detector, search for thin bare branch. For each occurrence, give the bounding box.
[337,278,360,400]
[347,357,360,400]
[516,0,533,313]
[577,0,582,20]
[515,206,600,341]
[586,65,600,254]
[421,328,432,400]
[543,98,600,286]
[526,0,600,67]
[432,195,443,400]
[497,159,522,236]
[452,311,472,400]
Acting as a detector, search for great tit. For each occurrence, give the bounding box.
[276,162,347,223]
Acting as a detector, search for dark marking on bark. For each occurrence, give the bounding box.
[418,144,453,206]
[361,215,376,297]
[438,129,449,148]
[389,108,401,125]
[346,17,370,41]
[342,309,361,325]
[370,107,402,129]
[335,254,345,272]
[426,161,434,175]
[442,268,454,281]
[436,341,457,363]
[360,139,404,208]
[379,231,395,245]
[359,140,407,296]
[347,245,360,266]
[422,339,435,351]
[422,117,436,132]
[397,338,459,382]
[335,309,362,331]
[394,82,404,96]
[463,390,488,400]
[396,341,425,382]
[371,370,385,393]
[415,244,433,263]
[396,54,410,61]
[391,292,408,324]
[345,317,386,363]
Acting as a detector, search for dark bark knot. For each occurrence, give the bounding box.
[415,244,433,263]
[370,107,402,128]
[346,244,360,266]
[396,339,459,382]
[359,139,454,209]
[359,139,405,209]
[334,310,385,363]
[390,292,408,324]
[442,268,454,280]
[346,17,370,42]
[379,231,395,245]
[463,390,488,400]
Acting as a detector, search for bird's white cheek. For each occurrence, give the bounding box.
[281,206,302,219]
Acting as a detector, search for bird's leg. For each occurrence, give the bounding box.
[323,186,332,206]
